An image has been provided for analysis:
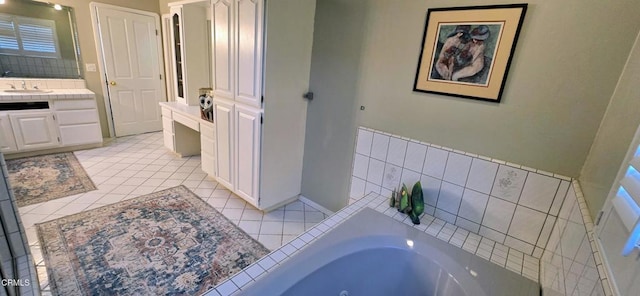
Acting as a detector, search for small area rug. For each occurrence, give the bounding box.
[37,185,269,295]
[7,152,96,207]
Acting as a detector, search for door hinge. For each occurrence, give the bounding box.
[57,137,60,143]
[160,74,162,80]
[260,115,263,124]
[156,29,159,36]
[261,95,264,103]
[595,210,604,226]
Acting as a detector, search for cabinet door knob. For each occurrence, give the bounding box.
[109,81,116,86]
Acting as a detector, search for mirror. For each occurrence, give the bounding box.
[0,0,81,78]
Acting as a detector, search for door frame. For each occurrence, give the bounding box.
[89,2,166,138]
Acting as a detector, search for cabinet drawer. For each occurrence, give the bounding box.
[173,112,199,131]
[200,122,215,140]
[59,124,102,146]
[54,99,97,110]
[56,110,98,125]
[161,107,172,119]
[162,117,174,133]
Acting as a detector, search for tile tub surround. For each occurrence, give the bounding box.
[204,192,542,296]
[1,154,39,296]
[541,181,612,296]
[350,127,571,258]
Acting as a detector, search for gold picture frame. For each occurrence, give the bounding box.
[413,4,527,102]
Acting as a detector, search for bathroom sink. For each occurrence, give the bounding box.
[4,89,53,93]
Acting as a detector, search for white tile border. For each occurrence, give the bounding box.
[351,126,579,259]
[205,192,541,296]
[297,195,334,216]
[357,126,575,183]
[570,180,614,296]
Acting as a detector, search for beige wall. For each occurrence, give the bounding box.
[158,0,171,14]
[301,0,368,211]
[302,0,640,211]
[580,34,640,217]
[51,0,161,138]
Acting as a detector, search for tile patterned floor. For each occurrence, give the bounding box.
[16,132,328,294]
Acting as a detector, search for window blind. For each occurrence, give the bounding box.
[0,14,19,50]
[614,144,640,232]
[0,13,60,58]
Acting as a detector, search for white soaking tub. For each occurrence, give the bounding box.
[238,208,540,296]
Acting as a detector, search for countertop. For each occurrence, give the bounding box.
[0,89,95,101]
[160,101,214,127]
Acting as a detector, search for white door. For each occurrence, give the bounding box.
[9,112,59,150]
[0,114,17,152]
[596,123,640,295]
[235,0,263,108]
[211,0,235,100]
[214,98,235,190]
[234,104,261,204]
[94,5,164,137]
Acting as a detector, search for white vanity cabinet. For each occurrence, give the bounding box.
[53,99,102,146]
[160,103,217,177]
[0,114,18,153]
[0,90,103,155]
[208,0,316,210]
[9,111,60,151]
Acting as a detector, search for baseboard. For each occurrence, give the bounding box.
[3,142,104,160]
[260,195,299,212]
[298,195,334,216]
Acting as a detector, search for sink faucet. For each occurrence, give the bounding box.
[20,80,26,90]
[2,70,11,77]
[7,83,15,89]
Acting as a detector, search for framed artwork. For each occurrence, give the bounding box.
[413,4,527,103]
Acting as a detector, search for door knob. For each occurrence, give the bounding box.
[109,81,116,86]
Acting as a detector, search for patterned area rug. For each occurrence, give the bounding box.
[37,185,270,295]
[7,152,96,207]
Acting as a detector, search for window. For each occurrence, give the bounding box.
[0,13,60,58]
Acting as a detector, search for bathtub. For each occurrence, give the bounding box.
[238,208,540,296]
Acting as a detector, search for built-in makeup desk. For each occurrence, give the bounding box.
[159,102,215,177]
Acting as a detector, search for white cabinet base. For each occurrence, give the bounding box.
[214,99,235,190]
[1,97,103,155]
[0,114,17,153]
[9,111,60,151]
[234,104,261,205]
[59,124,102,146]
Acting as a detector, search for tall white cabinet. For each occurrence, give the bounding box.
[169,1,211,106]
[210,0,316,210]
